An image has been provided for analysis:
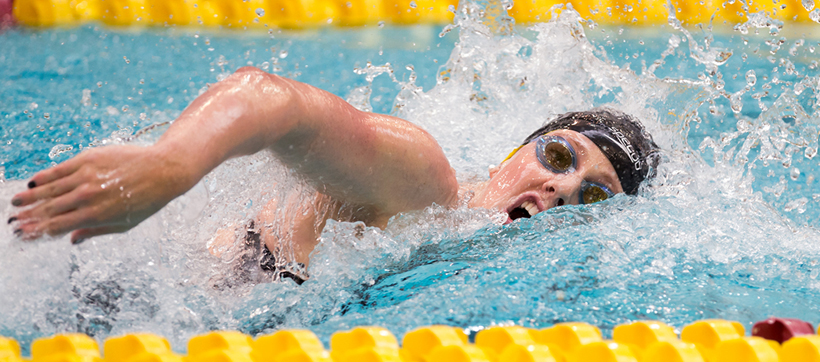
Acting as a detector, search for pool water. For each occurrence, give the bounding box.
[1,0,820,354]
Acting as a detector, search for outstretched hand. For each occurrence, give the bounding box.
[9,144,194,243]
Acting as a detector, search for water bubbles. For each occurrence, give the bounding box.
[97,81,103,88]
[48,144,74,160]
[81,89,92,107]
[745,70,757,86]
[805,147,817,159]
[764,176,788,197]
[378,21,385,28]
[810,9,820,23]
[279,50,288,59]
[122,105,129,112]
[784,197,808,213]
[123,56,130,64]
[714,51,733,65]
[167,97,174,104]
[409,1,417,8]
[791,167,800,180]
[43,113,50,119]
[804,0,815,11]
[625,5,633,12]
[255,8,264,17]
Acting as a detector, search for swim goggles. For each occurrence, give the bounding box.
[505,134,615,205]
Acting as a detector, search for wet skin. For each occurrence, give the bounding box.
[468,129,623,224]
[6,66,622,269]
[253,129,624,267]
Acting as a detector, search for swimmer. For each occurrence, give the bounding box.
[7,67,659,278]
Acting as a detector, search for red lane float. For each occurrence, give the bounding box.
[0,0,14,27]
[752,318,816,344]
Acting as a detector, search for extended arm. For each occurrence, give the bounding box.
[10,67,458,243]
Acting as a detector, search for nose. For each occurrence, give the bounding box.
[541,172,582,207]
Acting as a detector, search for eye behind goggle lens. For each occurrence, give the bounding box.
[543,142,573,171]
[582,186,610,204]
[537,136,576,173]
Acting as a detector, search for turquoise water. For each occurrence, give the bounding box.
[2,2,820,354]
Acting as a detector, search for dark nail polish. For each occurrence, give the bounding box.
[27,181,36,189]
[7,217,16,224]
[11,198,22,207]
[72,238,86,245]
[13,229,22,237]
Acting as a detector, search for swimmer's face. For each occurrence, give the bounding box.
[469,129,623,224]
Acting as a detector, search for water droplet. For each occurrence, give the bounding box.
[409,1,417,8]
[810,9,820,23]
[378,21,385,27]
[791,167,801,180]
[730,93,744,114]
[784,197,808,213]
[81,89,92,106]
[123,56,130,64]
[167,97,174,104]
[255,8,264,17]
[803,0,815,11]
[625,5,633,12]
[97,82,103,88]
[279,50,288,59]
[122,105,129,112]
[806,147,817,159]
[745,70,757,86]
[43,113,50,119]
[48,144,74,160]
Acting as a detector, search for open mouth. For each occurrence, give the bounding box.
[508,200,540,221]
[506,198,564,223]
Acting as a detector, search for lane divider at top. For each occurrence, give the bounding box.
[1,317,820,362]
[8,0,820,28]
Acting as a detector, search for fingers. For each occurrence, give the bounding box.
[29,156,83,189]
[70,225,130,245]
[11,172,83,208]
[11,178,94,223]
[13,203,103,240]
[11,158,84,207]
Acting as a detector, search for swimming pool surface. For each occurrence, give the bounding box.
[2,2,820,354]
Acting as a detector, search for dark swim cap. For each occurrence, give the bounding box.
[521,108,660,195]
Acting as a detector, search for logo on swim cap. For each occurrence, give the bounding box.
[608,126,642,171]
